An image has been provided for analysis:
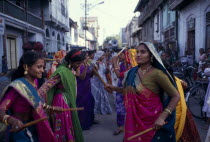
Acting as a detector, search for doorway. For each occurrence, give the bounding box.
[6,37,18,69]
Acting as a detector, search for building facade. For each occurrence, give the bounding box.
[80,17,99,50]
[0,0,45,71]
[170,0,210,60]
[125,17,139,48]
[134,0,210,61]
[44,0,70,52]
[119,28,127,47]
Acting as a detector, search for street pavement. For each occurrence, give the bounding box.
[83,94,124,142]
[0,75,209,142]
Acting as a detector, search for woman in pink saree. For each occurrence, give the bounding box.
[0,51,55,142]
[105,42,180,142]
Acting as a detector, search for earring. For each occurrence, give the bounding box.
[68,64,71,69]
[24,70,28,75]
[24,65,28,75]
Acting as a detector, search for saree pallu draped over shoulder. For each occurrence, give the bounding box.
[123,66,176,142]
[0,78,55,142]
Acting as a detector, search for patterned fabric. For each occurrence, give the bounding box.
[123,42,177,142]
[47,50,66,79]
[115,62,126,127]
[124,84,163,142]
[178,110,201,142]
[38,75,61,102]
[91,62,112,114]
[43,63,84,142]
[125,49,138,67]
[52,93,75,142]
[0,78,55,142]
[174,77,187,140]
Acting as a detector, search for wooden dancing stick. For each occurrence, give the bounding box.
[92,68,106,86]
[116,47,125,57]
[87,61,107,86]
[10,117,48,132]
[127,127,154,141]
[61,107,84,112]
[44,58,56,61]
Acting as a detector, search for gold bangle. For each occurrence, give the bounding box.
[164,108,172,115]
[43,103,46,109]
[46,105,50,110]
[3,115,10,126]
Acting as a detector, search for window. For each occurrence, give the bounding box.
[62,36,65,46]
[52,31,55,37]
[16,0,20,6]
[156,12,159,32]
[46,29,50,37]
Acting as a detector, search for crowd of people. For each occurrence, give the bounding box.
[0,42,207,142]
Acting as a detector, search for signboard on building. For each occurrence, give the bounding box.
[0,17,5,35]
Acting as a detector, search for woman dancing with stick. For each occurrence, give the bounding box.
[38,49,84,142]
[0,51,55,142]
[105,42,180,142]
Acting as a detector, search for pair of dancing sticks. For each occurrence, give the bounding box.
[10,107,84,132]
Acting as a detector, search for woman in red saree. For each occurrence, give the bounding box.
[0,51,55,142]
[105,42,180,142]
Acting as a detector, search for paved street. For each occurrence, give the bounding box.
[0,75,209,142]
[83,95,124,142]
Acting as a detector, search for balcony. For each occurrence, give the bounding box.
[3,0,26,21]
[28,12,43,28]
[1,0,43,29]
[138,0,164,26]
[169,0,193,10]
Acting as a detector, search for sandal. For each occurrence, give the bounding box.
[113,129,123,135]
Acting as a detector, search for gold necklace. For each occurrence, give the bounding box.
[139,65,152,76]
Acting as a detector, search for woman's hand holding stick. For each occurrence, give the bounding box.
[10,117,48,132]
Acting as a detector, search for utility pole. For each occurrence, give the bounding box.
[85,0,87,49]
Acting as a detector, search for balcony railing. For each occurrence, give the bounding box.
[4,0,26,21]
[169,0,184,10]
[138,0,163,25]
[1,0,43,29]
[28,12,43,28]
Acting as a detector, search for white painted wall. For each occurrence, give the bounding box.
[45,25,66,52]
[51,0,69,29]
[178,0,210,61]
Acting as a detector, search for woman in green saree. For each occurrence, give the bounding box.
[38,49,85,142]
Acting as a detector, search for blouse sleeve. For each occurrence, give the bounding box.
[38,74,61,96]
[0,88,19,112]
[155,70,178,95]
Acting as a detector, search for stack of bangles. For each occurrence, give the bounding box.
[2,115,11,126]
[43,103,55,111]
[163,108,172,115]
